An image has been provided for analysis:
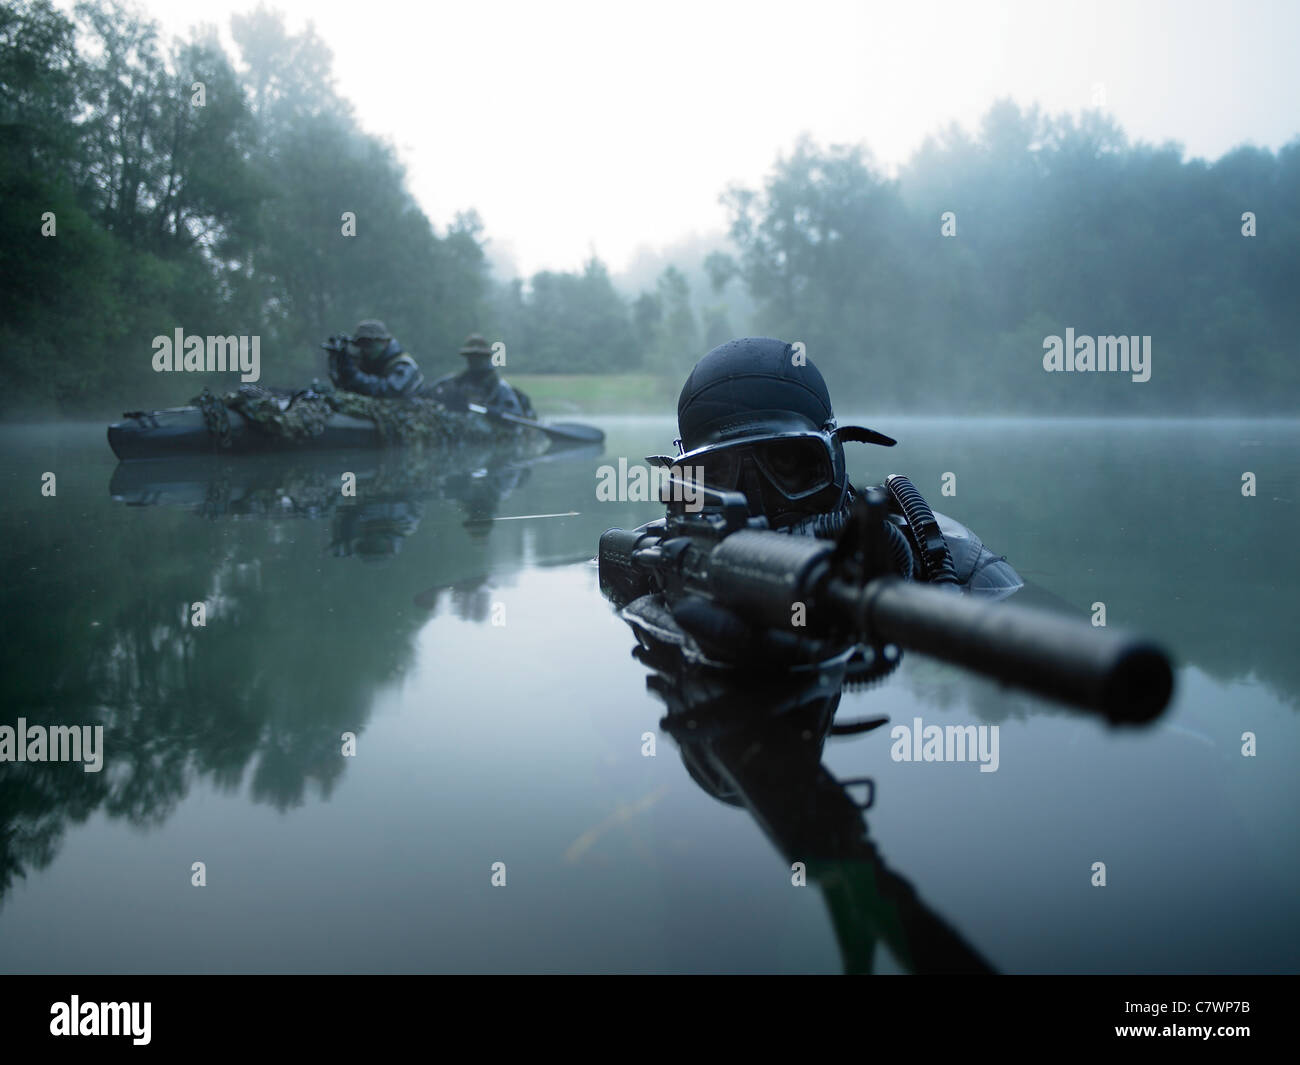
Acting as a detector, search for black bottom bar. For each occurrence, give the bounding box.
[0,974,1290,1051]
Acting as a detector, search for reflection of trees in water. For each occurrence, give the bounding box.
[448,580,493,625]
[0,554,397,902]
[891,653,1053,726]
[0,760,105,904]
[416,575,518,625]
[0,446,571,905]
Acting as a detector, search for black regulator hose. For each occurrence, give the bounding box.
[784,496,913,581]
[884,474,958,586]
[880,519,915,580]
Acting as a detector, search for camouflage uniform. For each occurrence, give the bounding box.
[329,319,425,399]
[427,334,535,418]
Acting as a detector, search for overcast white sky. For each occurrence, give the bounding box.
[74,0,1300,278]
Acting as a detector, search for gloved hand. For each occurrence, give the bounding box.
[327,346,356,385]
[671,595,754,659]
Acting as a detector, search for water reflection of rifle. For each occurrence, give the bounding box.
[599,482,1173,725]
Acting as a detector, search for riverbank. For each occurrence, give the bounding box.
[506,374,673,415]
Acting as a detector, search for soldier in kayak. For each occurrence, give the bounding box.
[325,319,425,399]
[426,334,536,419]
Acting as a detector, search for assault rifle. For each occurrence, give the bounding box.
[320,334,356,354]
[598,479,1173,725]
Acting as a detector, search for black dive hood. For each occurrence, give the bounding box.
[676,337,893,452]
[650,338,895,523]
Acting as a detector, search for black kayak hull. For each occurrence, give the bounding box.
[108,405,387,460]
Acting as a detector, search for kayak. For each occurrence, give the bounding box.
[107,387,603,460]
[107,404,382,459]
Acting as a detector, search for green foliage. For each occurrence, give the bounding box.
[636,265,697,380]
[0,0,79,171]
[0,0,492,414]
[2,3,1295,415]
[486,256,640,374]
[726,105,1299,413]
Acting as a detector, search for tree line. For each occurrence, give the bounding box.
[2,0,495,414]
[715,106,1299,414]
[2,0,1295,415]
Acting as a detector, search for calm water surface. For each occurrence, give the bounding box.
[0,416,1296,973]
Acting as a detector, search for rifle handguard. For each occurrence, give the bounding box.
[707,530,833,630]
[598,527,658,604]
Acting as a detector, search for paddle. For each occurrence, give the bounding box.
[465,402,604,445]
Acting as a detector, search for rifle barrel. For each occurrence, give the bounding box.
[832,576,1173,724]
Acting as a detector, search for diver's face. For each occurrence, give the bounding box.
[357,338,386,364]
[691,434,844,524]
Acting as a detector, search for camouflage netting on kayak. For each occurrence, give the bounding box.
[192,384,540,450]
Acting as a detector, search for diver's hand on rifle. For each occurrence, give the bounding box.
[671,595,752,658]
[672,594,845,667]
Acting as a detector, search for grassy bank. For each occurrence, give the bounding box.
[505,374,674,416]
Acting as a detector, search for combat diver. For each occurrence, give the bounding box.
[325,319,425,399]
[597,339,1021,971]
[648,336,1021,595]
[426,334,536,419]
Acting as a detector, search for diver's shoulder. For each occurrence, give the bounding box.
[932,510,1024,599]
